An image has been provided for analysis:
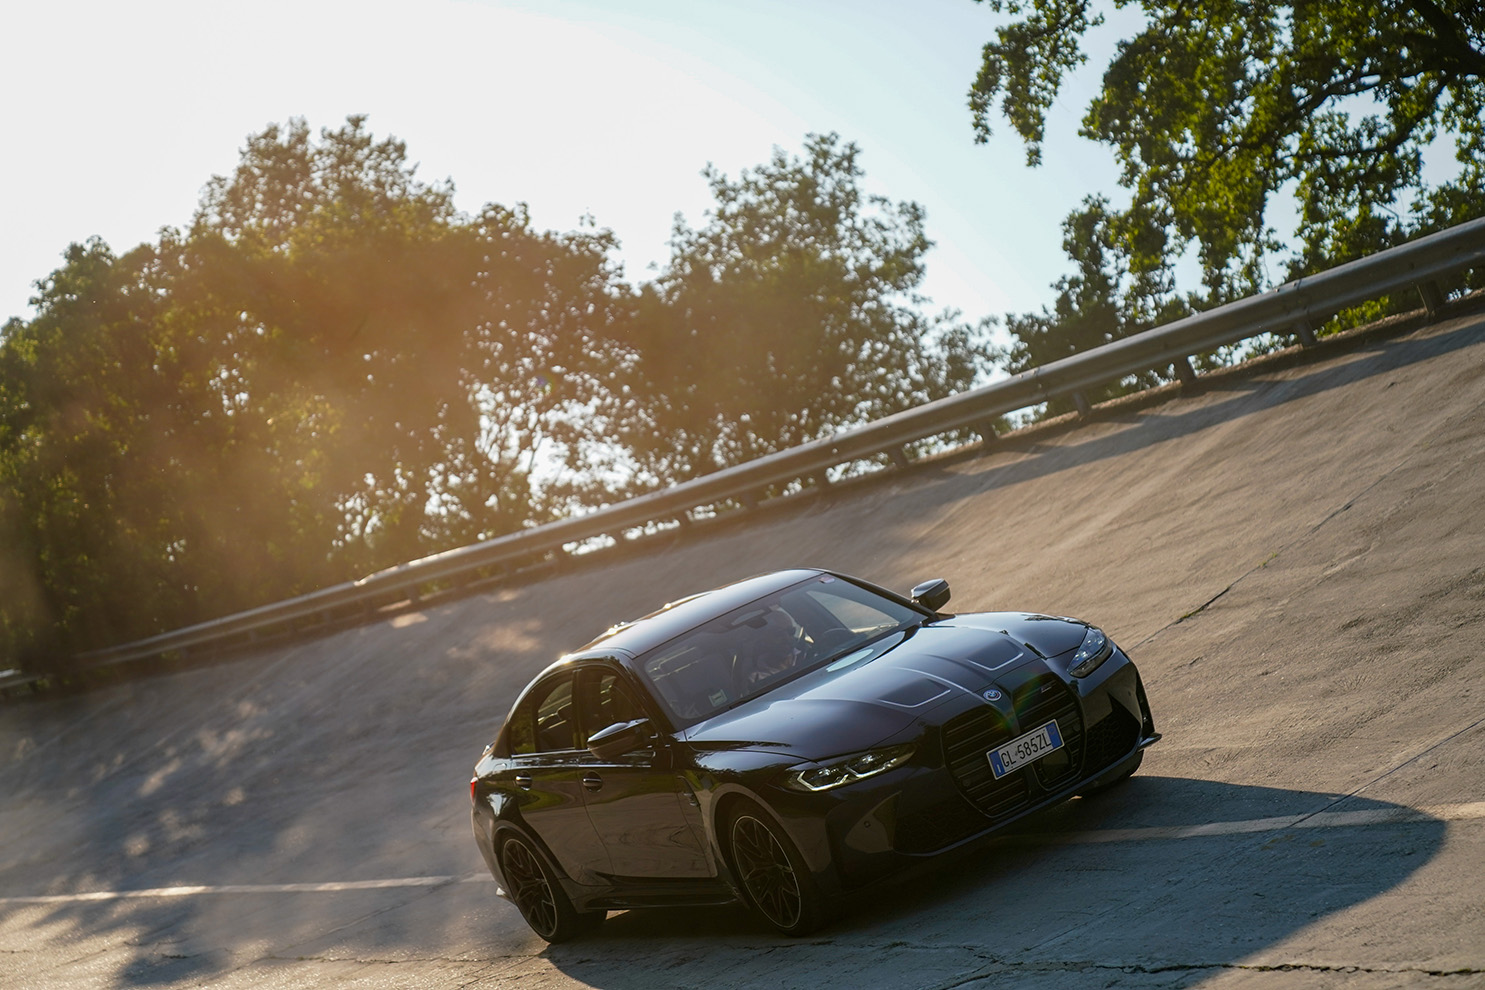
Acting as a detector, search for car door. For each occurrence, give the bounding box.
[504,670,613,884]
[573,665,712,879]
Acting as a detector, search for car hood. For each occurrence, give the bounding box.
[681,613,1086,759]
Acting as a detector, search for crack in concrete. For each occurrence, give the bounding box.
[451,959,520,989]
[187,946,1485,985]
[1298,715,1485,823]
[262,952,495,965]
[932,956,1483,988]
[1134,390,1485,651]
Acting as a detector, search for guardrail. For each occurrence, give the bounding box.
[40,215,1485,681]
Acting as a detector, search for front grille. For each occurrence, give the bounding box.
[1082,702,1140,775]
[944,676,1091,818]
[1012,675,1085,790]
[942,707,1031,820]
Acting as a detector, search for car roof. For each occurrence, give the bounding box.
[573,568,825,660]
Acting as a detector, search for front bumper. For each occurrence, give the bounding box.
[764,652,1157,892]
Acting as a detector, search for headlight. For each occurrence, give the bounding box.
[784,744,916,792]
[1068,626,1114,678]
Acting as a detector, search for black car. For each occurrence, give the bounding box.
[470,569,1158,941]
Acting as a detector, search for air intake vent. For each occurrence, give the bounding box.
[1082,703,1140,776]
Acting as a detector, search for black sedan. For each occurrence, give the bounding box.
[470,569,1158,941]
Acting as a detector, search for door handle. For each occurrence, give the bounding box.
[582,773,603,792]
[514,773,532,790]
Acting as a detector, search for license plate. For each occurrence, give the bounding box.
[987,720,1064,778]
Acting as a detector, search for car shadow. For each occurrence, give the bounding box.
[538,775,1448,988]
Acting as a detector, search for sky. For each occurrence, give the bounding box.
[0,0,1129,336]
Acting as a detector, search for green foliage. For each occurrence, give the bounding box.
[0,243,151,660]
[0,118,633,664]
[0,121,984,669]
[616,133,991,483]
[181,118,631,563]
[994,197,1185,409]
[971,0,1485,380]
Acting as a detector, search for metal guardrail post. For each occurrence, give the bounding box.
[1418,280,1447,318]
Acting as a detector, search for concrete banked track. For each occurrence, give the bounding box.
[2,307,1484,989]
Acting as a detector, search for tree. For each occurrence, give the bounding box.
[0,120,991,669]
[434,205,635,538]
[184,116,484,569]
[617,133,990,485]
[0,117,634,667]
[970,0,1485,358]
[0,238,239,661]
[185,117,631,565]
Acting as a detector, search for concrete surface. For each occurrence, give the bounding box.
[2,306,1484,988]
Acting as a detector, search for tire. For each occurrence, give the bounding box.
[498,832,605,943]
[726,801,832,936]
[1078,750,1142,798]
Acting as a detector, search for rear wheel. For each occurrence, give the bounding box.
[726,802,831,936]
[499,833,604,943]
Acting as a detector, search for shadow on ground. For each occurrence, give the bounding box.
[533,776,1444,989]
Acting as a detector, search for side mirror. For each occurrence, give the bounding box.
[587,718,652,760]
[910,578,951,612]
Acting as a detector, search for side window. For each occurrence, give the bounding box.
[577,669,647,746]
[507,701,536,755]
[521,674,577,754]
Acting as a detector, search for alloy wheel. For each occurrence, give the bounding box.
[501,836,558,938]
[730,813,803,929]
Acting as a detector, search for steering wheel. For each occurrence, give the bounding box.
[805,626,855,663]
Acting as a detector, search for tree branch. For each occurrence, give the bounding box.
[1402,0,1485,77]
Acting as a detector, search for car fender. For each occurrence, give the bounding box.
[701,774,849,901]
[475,780,583,897]
[485,817,587,903]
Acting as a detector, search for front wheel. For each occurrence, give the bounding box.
[726,802,832,936]
[498,833,604,943]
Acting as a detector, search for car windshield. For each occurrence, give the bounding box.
[635,574,924,727]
